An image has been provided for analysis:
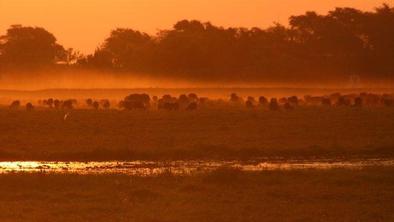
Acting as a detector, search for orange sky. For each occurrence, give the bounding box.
[0,0,392,54]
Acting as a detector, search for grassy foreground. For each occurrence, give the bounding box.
[0,168,393,222]
[0,107,393,161]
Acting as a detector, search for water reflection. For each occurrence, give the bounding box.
[0,159,393,176]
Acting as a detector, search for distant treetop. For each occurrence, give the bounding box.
[1,4,394,82]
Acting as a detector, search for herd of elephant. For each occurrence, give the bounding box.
[6,92,394,111]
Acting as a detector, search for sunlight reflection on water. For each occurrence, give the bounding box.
[0,159,393,176]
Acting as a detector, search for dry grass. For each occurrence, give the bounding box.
[0,107,393,161]
[0,167,393,221]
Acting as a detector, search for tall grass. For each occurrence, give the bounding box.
[0,107,393,161]
[0,168,393,221]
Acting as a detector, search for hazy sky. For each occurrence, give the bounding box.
[0,0,392,53]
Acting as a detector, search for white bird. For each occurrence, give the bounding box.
[64,112,70,121]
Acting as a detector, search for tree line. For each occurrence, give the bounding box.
[0,4,393,81]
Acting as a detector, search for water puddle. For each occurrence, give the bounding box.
[0,159,393,176]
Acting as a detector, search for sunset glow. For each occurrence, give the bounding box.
[1,0,391,53]
[1,1,394,220]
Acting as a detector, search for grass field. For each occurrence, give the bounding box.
[1,90,393,221]
[0,168,393,222]
[0,107,393,161]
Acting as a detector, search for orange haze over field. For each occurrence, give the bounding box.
[1,0,392,53]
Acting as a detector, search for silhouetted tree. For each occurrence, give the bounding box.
[0,25,66,68]
[2,4,394,82]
